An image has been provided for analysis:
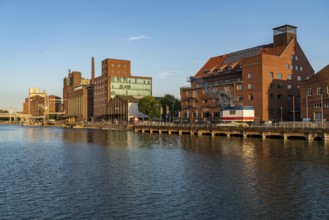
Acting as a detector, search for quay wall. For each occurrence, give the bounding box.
[133,123,329,141]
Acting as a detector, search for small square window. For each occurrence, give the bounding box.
[288,74,292,80]
[277,73,282,79]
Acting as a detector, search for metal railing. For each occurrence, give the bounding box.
[134,121,329,130]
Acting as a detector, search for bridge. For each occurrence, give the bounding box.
[0,113,27,119]
[133,122,329,141]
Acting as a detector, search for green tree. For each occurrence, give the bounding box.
[0,109,8,113]
[138,96,160,120]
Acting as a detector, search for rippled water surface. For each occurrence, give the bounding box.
[1,125,329,219]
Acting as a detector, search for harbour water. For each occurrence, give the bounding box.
[1,125,329,219]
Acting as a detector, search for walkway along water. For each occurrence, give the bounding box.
[133,122,329,141]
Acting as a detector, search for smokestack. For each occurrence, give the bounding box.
[91,56,95,85]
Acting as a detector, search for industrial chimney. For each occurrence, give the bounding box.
[91,56,95,85]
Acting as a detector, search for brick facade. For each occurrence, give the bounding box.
[180,25,314,122]
[300,65,329,121]
[94,58,152,120]
[63,71,94,121]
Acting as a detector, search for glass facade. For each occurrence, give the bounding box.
[110,76,152,98]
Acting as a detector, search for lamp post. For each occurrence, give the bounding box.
[9,107,12,124]
[293,96,295,126]
[321,94,324,127]
[306,94,309,122]
[280,106,283,123]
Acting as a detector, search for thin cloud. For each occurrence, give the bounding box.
[128,35,151,41]
[158,71,173,79]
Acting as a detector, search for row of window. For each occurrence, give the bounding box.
[285,64,304,71]
[248,72,304,80]
[102,63,128,68]
[307,87,329,96]
[313,103,329,108]
[269,94,296,101]
[291,55,299,61]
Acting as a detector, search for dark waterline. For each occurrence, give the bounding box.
[1,125,329,219]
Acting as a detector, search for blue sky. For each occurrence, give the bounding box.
[1,0,328,111]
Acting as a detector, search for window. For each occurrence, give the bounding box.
[277,83,282,89]
[288,74,292,80]
[295,65,299,71]
[307,88,313,96]
[277,94,282,100]
[288,95,292,101]
[315,104,320,109]
[237,84,242,91]
[290,65,294,70]
[229,110,236,115]
[317,87,322,95]
[300,66,304,71]
[248,72,253,79]
[270,94,274,100]
[325,103,329,108]
[269,72,274,78]
[225,86,230,92]
[248,94,253,101]
[297,76,302,81]
[295,55,299,61]
[286,64,289,69]
[287,84,292,89]
[277,73,282,79]
[248,84,253,89]
[291,55,294,60]
[327,86,329,94]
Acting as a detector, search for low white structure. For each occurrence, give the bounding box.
[220,106,255,122]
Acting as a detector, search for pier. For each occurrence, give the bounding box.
[133,122,329,141]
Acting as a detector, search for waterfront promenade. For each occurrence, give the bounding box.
[133,122,329,141]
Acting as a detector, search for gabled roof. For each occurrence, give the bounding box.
[302,64,329,82]
[194,41,294,78]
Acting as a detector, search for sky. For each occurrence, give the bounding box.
[1,0,328,111]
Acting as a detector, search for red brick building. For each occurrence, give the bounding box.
[23,88,61,117]
[94,58,152,120]
[300,65,329,121]
[63,70,94,121]
[180,25,314,122]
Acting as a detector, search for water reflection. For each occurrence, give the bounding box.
[1,126,329,219]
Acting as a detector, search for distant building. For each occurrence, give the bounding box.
[300,65,329,121]
[108,95,147,123]
[180,25,314,122]
[94,58,152,120]
[23,88,61,117]
[63,65,94,121]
